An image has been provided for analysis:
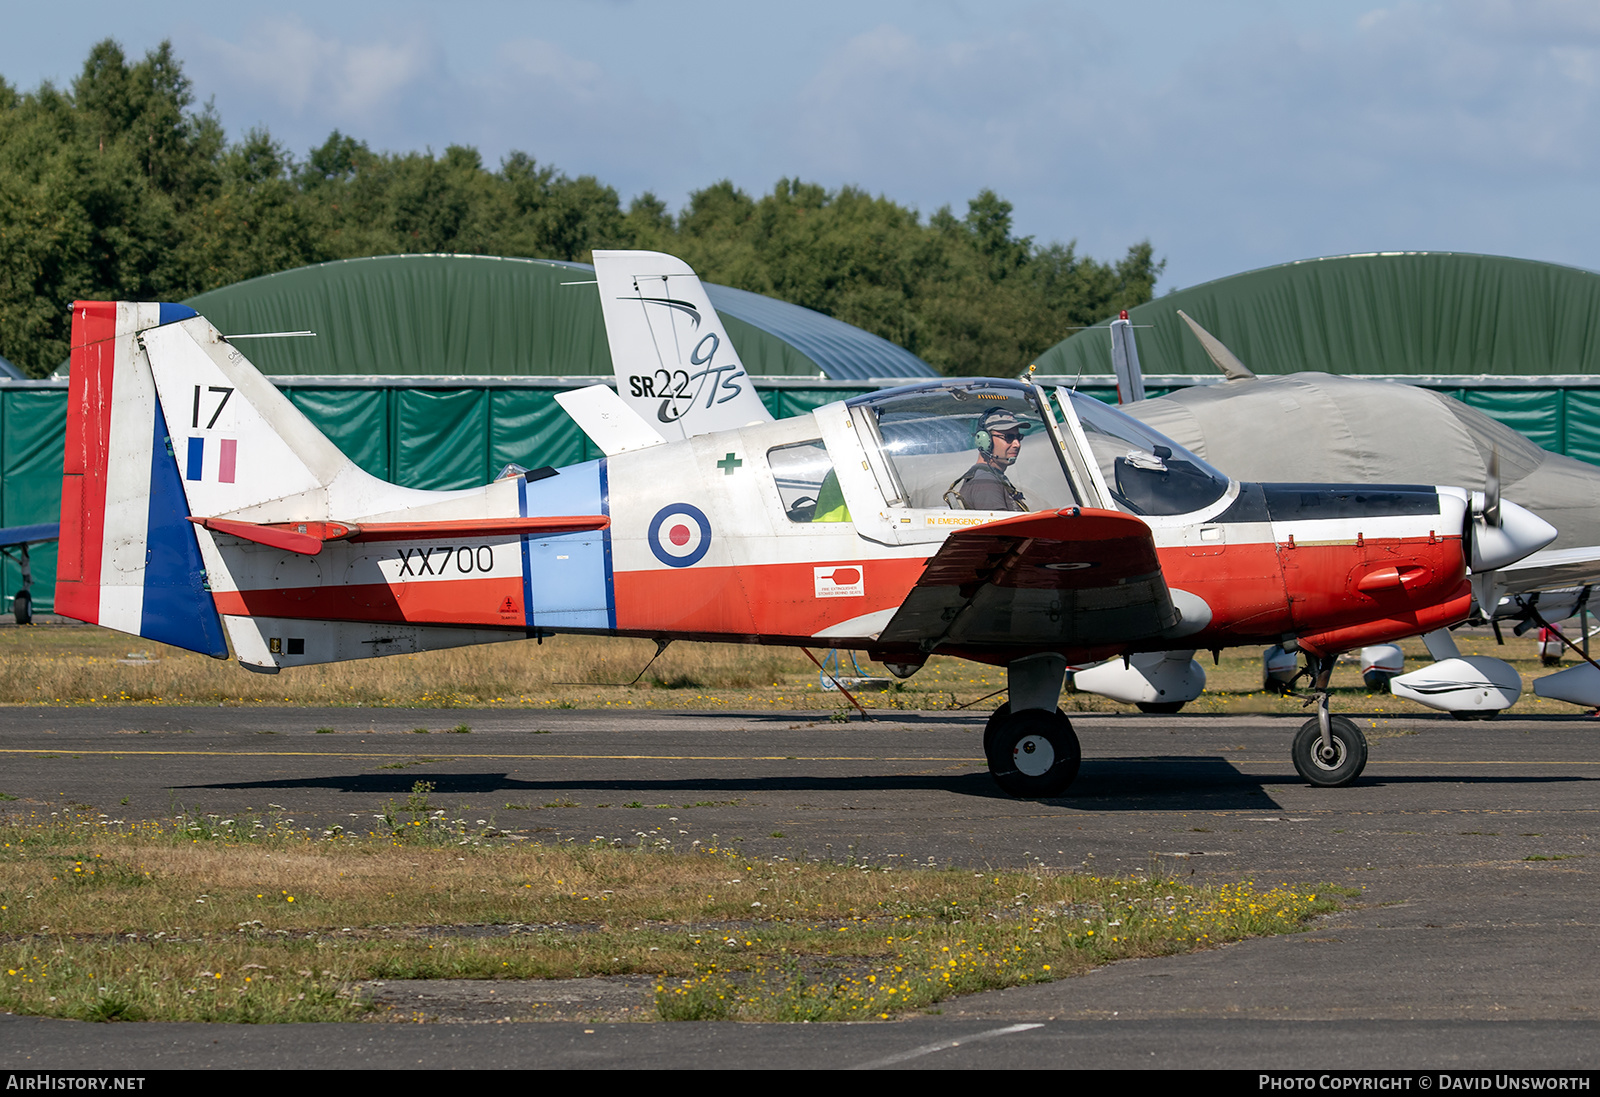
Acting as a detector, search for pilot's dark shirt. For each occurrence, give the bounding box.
[955,463,1027,512]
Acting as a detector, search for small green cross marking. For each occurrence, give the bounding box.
[717,452,743,475]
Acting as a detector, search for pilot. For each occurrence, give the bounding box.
[945,408,1029,511]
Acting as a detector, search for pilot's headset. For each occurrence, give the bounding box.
[973,408,1026,456]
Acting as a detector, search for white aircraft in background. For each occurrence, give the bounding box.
[1077,310,1600,717]
[0,522,58,624]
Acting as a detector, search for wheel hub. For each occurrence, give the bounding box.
[1313,739,1347,769]
[1013,734,1055,776]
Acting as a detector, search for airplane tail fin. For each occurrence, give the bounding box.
[592,250,773,441]
[55,304,421,658]
[56,302,229,656]
[58,304,565,673]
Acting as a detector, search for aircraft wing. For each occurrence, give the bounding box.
[875,508,1177,651]
[1495,545,1600,595]
[0,523,59,548]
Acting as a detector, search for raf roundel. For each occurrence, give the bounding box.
[648,503,712,568]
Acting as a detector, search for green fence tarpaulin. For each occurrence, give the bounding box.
[6,374,1600,614]
[1040,253,1600,378]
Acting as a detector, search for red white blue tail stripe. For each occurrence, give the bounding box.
[56,301,228,657]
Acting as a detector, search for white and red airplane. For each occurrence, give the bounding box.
[53,253,1557,796]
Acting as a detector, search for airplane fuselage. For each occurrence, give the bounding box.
[200,410,1472,672]
[61,297,1540,796]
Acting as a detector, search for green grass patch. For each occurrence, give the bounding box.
[0,808,1340,1024]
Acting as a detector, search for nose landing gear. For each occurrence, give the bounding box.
[1292,714,1367,786]
[1290,654,1368,787]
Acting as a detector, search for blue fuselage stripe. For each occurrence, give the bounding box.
[600,458,616,630]
[518,477,536,636]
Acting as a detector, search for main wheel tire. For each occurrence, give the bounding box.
[983,703,1013,765]
[987,708,1081,797]
[984,703,1069,766]
[1291,715,1368,787]
[1450,710,1499,721]
[1135,700,1185,714]
[12,589,30,626]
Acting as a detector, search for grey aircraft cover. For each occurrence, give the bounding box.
[1123,372,1600,593]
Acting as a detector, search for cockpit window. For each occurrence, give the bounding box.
[845,382,1080,512]
[1063,390,1230,516]
[769,440,850,523]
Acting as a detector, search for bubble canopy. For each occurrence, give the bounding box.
[1059,387,1231,516]
[841,379,1230,517]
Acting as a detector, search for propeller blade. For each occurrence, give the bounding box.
[1485,448,1501,528]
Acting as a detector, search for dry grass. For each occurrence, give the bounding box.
[0,620,1579,718]
[0,810,1342,1023]
[0,622,1033,711]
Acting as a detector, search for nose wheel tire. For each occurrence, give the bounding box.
[1291,715,1368,787]
[986,707,1081,797]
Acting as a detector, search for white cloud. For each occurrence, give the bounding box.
[194,17,439,126]
[105,2,1600,287]
[494,38,607,94]
[471,37,688,190]
[781,21,1102,207]
[185,17,683,193]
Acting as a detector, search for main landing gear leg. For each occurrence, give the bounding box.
[985,653,1081,797]
[1291,653,1368,787]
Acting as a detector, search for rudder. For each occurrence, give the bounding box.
[56,302,228,657]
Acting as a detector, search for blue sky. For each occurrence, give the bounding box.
[5,1,1599,291]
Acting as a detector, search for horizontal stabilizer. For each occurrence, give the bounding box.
[192,514,609,555]
[0,523,59,548]
[554,384,668,456]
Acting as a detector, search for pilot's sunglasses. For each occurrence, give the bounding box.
[992,430,1023,443]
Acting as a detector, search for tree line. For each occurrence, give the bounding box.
[0,40,1163,378]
